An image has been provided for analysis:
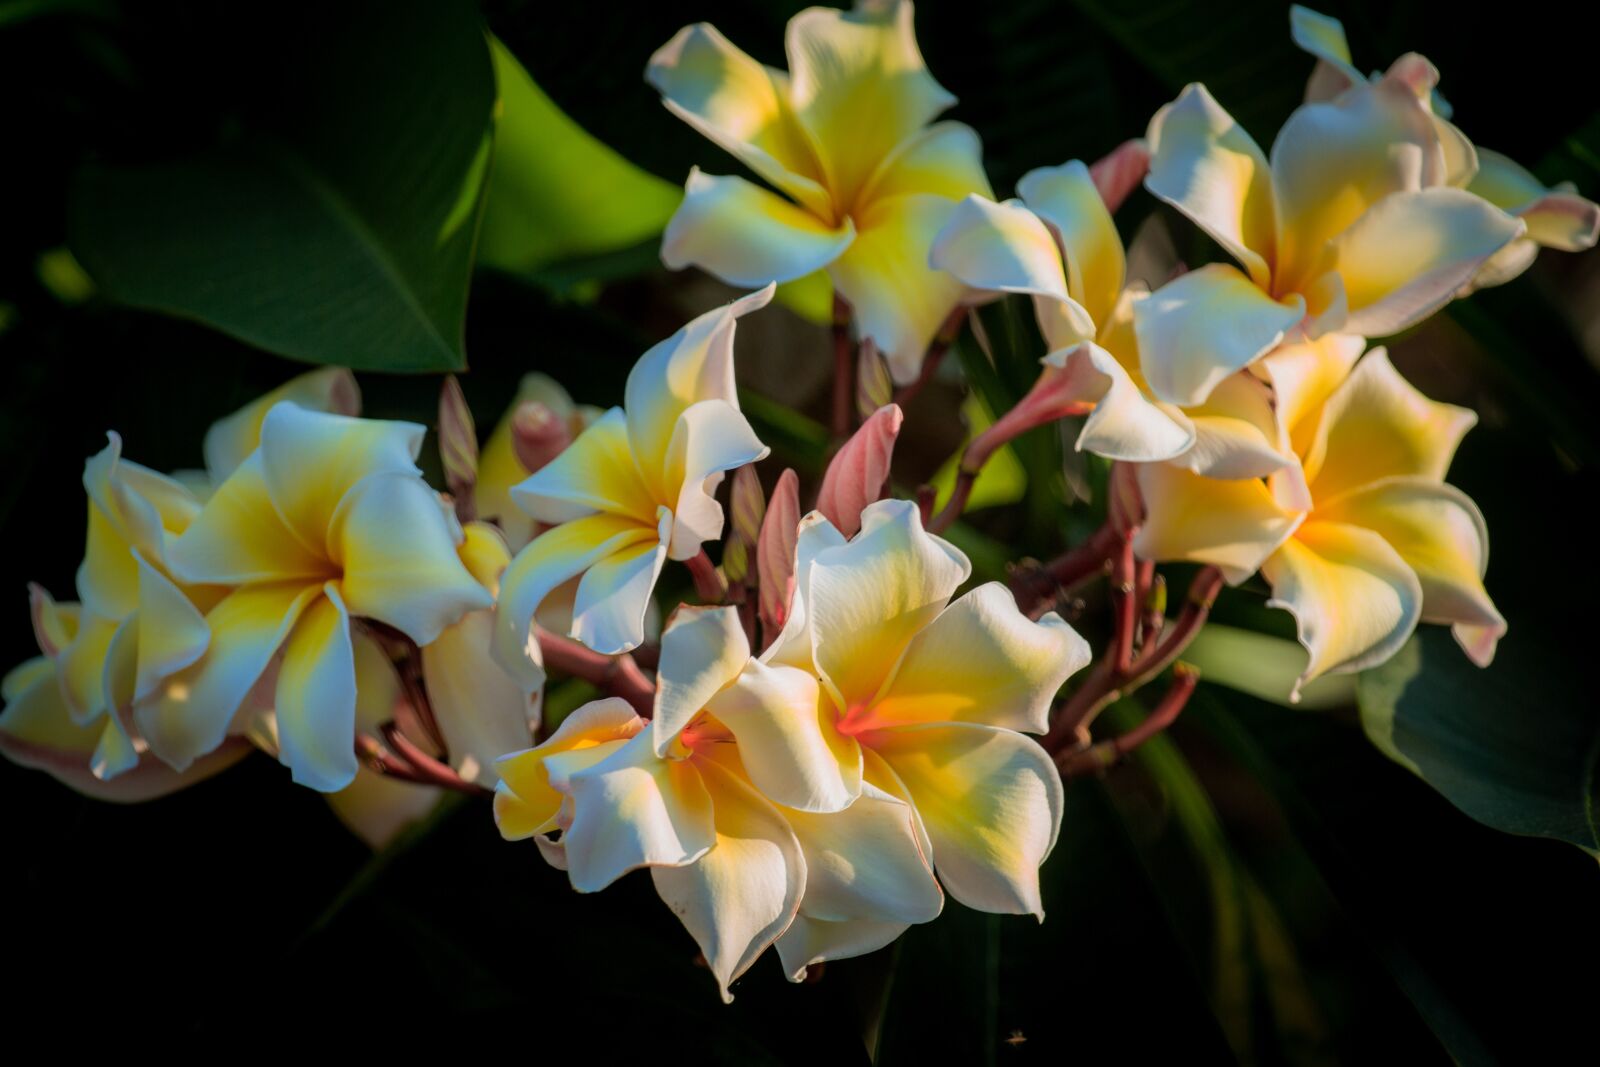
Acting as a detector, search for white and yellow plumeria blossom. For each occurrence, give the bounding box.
[139,402,492,792]
[765,499,1089,920]
[1288,5,1600,292]
[496,604,944,998]
[1136,346,1505,697]
[930,162,1195,463]
[494,288,772,685]
[1137,67,1524,408]
[648,1,992,382]
[47,435,218,780]
[202,366,360,484]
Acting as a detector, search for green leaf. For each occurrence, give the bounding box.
[1357,627,1600,857]
[68,0,495,372]
[1181,623,1356,710]
[477,37,680,278]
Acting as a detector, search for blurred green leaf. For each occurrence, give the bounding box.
[1182,623,1356,710]
[477,37,680,278]
[68,0,494,372]
[927,393,1027,513]
[1357,627,1600,857]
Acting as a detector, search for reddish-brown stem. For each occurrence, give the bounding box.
[892,306,967,410]
[928,465,977,534]
[1110,538,1138,675]
[1057,663,1200,778]
[355,734,489,796]
[686,550,729,604]
[537,630,655,716]
[1009,521,1122,617]
[1128,566,1224,679]
[832,295,854,440]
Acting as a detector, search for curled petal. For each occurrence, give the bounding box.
[423,609,537,788]
[511,407,658,527]
[663,168,855,287]
[273,586,358,792]
[494,513,661,688]
[1262,521,1423,695]
[817,404,903,539]
[1134,461,1300,584]
[1145,83,1276,287]
[830,193,970,383]
[625,286,773,497]
[651,751,804,1002]
[137,582,320,772]
[776,916,911,983]
[863,722,1062,920]
[1133,263,1306,406]
[1300,349,1476,502]
[762,510,847,672]
[1314,477,1504,666]
[563,732,716,893]
[1017,160,1126,328]
[258,402,423,552]
[495,697,645,839]
[704,659,861,813]
[1331,187,1524,337]
[333,472,491,647]
[131,551,209,703]
[869,584,1089,734]
[805,499,970,711]
[1045,342,1196,462]
[204,367,359,483]
[569,509,672,655]
[664,398,770,559]
[652,605,750,754]
[29,584,79,659]
[1288,5,1363,95]
[647,21,831,215]
[1469,148,1599,253]
[929,194,1082,335]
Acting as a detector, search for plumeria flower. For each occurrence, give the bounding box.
[648,1,992,382]
[139,402,491,792]
[931,161,1196,463]
[0,597,248,801]
[496,605,944,997]
[1137,69,1524,407]
[1288,5,1599,291]
[1135,346,1505,697]
[44,435,218,780]
[763,498,1089,920]
[493,289,772,687]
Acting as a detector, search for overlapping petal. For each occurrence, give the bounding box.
[495,698,645,840]
[273,584,358,792]
[664,398,770,559]
[203,367,359,483]
[568,509,672,656]
[861,722,1062,919]
[1048,342,1196,462]
[662,168,856,287]
[651,605,750,753]
[511,407,658,526]
[169,454,328,586]
[1134,461,1300,584]
[866,584,1088,734]
[1018,160,1126,327]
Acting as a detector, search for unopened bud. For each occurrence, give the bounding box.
[1088,139,1151,215]
[438,376,478,509]
[724,465,765,585]
[855,339,893,422]
[511,400,572,474]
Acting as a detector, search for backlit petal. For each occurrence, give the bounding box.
[203,367,359,483]
[1262,521,1422,694]
[1018,160,1126,328]
[1331,187,1523,337]
[1133,263,1306,406]
[1145,83,1276,286]
[651,752,804,1002]
[569,509,671,655]
[1134,461,1301,584]
[869,584,1088,734]
[1313,477,1504,666]
[663,168,855,286]
[273,585,358,792]
[511,406,657,526]
[830,193,970,383]
[169,453,327,585]
[805,499,969,710]
[704,658,861,812]
[563,732,716,893]
[1300,349,1475,502]
[662,399,770,559]
[495,697,645,838]
[136,582,319,771]
[863,722,1062,919]
[257,402,423,553]
[652,605,749,754]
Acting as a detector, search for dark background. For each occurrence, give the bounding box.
[2,1,1597,1060]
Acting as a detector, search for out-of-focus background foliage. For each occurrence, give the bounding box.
[2,0,1596,1059]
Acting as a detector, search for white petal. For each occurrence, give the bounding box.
[663,168,854,286]
[651,604,750,754]
[569,508,672,655]
[274,585,359,792]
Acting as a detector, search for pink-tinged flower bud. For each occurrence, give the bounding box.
[817,404,902,539]
[1088,139,1150,215]
[723,465,766,585]
[510,400,572,474]
[855,340,893,423]
[438,376,479,508]
[757,468,801,636]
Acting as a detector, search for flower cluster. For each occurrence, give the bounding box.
[4,0,1596,1003]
